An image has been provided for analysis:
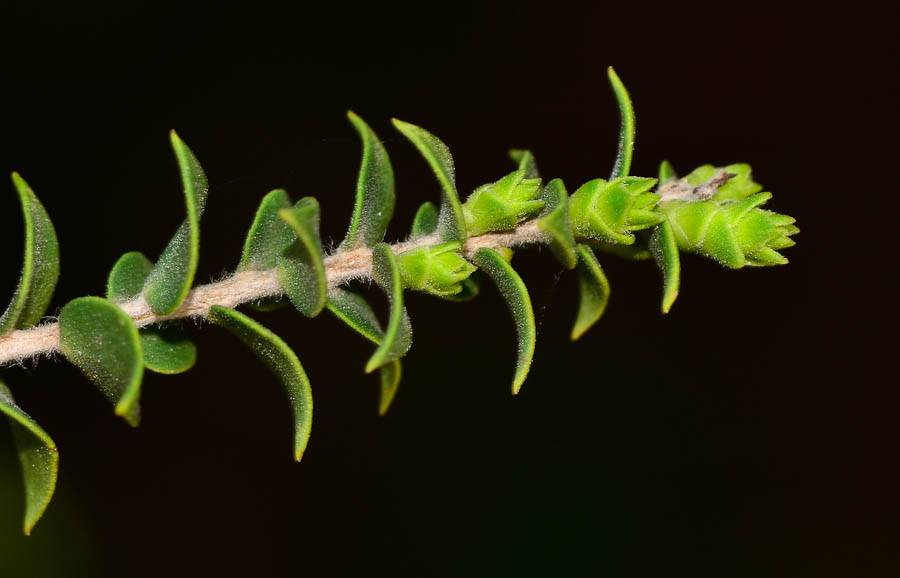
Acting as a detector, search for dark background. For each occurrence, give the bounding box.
[0,2,896,576]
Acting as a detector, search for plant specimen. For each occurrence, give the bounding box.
[0,67,798,534]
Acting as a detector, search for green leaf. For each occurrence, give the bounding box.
[365,243,412,373]
[391,119,467,242]
[658,160,677,185]
[379,360,402,416]
[238,189,293,272]
[106,252,197,374]
[140,326,197,375]
[649,220,680,314]
[410,201,439,239]
[509,149,540,179]
[462,169,544,236]
[571,245,611,341]
[0,380,58,535]
[278,198,327,317]
[59,297,143,426]
[106,252,154,302]
[470,248,536,395]
[608,66,635,179]
[537,178,577,269]
[144,131,210,315]
[341,112,396,249]
[0,173,60,335]
[326,288,404,415]
[208,306,313,462]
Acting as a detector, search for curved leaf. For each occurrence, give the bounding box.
[208,306,313,462]
[326,287,404,415]
[379,360,401,416]
[571,244,611,341]
[471,248,536,394]
[365,243,412,373]
[59,297,143,426]
[278,198,327,317]
[144,131,209,315]
[0,380,58,535]
[341,112,395,249]
[410,201,439,239]
[509,149,540,179]
[106,252,153,302]
[141,327,197,374]
[107,252,197,374]
[0,173,60,335]
[649,220,680,314]
[608,66,635,179]
[537,178,577,269]
[238,189,293,272]
[391,119,466,242]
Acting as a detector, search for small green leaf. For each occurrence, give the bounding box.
[471,248,536,395]
[341,112,396,249]
[391,119,467,242]
[658,160,677,185]
[608,66,635,179]
[59,297,143,426]
[144,131,210,315]
[141,326,197,375]
[509,149,540,179]
[0,380,58,535]
[649,220,680,314]
[278,198,327,317]
[0,173,60,335]
[410,201,439,239]
[106,252,154,302]
[238,189,293,272]
[107,252,197,373]
[326,288,404,415]
[365,243,412,373]
[537,178,577,269]
[571,245,611,341]
[208,306,313,462]
[379,360,401,416]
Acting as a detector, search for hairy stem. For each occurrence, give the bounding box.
[0,220,545,365]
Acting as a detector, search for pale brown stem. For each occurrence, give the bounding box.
[0,220,545,366]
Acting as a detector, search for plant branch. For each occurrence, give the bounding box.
[0,220,545,366]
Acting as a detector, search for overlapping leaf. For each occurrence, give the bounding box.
[326,287,403,415]
[0,380,58,535]
[470,248,535,394]
[409,201,479,301]
[538,178,577,269]
[144,131,209,315]
[341,112,395,249]
[0,173,59,335]
[392,119,467,242]
[59,297,143,426]
[365,243,412,373]
[208,306,312,462]
[278,198,327,317]
[107,251,197,374]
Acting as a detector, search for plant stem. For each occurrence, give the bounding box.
[0,220,545,366]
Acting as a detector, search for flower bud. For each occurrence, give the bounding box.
[397,242,478,297]
[568,176,663,245]
[462,169,545,236]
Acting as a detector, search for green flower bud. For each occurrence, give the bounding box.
[662,192,798,268]
[397,242,478,297]
[568,176,663,245]
[462,169,545,236]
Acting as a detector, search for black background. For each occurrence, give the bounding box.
[0,2,897,576]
